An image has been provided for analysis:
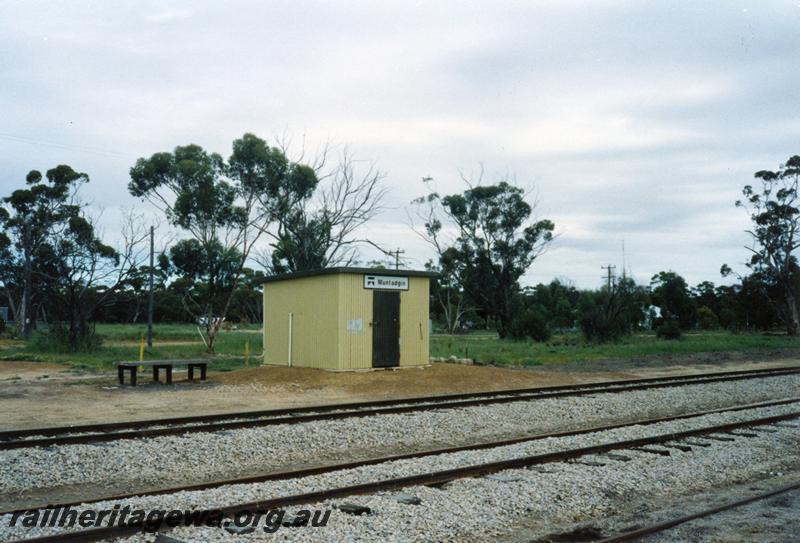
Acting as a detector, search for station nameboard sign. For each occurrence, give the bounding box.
[363,274,409,290]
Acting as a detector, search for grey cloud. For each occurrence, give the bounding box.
[1,1,798,288]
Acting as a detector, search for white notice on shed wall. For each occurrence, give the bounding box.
[347,319,364,334]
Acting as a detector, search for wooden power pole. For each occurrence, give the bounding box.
[601,264,616,290]
[146,226,154,348]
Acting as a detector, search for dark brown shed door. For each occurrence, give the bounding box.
[372,291,400,367]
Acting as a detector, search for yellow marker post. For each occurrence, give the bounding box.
[244,341,250,367]
[139,334,145,363]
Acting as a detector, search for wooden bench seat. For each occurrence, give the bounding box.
[116,359,208,386]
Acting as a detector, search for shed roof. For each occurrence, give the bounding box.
[260,267,437,284]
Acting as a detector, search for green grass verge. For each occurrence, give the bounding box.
[0,325,796,371]
[0,324,263,372]
[431,331,799,366]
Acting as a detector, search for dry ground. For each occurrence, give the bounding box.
[0,354,798,430]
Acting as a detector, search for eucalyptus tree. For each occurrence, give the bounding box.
[650,271,697,329]
[0,166,88,338]
[736,155,800,335]
[410,185,470,334]
[262,149,387,273]
[129,135,298,352]
[412,177,554,338]
[131,133,387,350]
[0,166,146,347]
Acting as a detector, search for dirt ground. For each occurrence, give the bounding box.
[0,352,798,430]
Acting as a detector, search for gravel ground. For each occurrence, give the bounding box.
[2,375,799,505]
[641,484,800,543]
[0,403,797,542]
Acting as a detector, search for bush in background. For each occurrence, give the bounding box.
[509,306,551,342]
[578,299,629,342]
[578,277,649,343]
[697,306,719,330]
[656,320,683,340]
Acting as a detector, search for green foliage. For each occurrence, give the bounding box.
[650,271,697,329]
[707,274,782,332]
[508,305,551,342]
[737,154,800,335]
[30,322,104,352]
[423,181,555,338]
[0,164,120,342]
[430,330,796,366]
[0,324,262,371]
[697,305,719,330]
[656,320,683,340]
[129,134,294,349]
[128,133,366,350]
[578,277,649,343]
[522,280,579,331]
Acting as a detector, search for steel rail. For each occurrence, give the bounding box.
[7,408,800,543]
[2,366,799,451]
[596,480,800,542]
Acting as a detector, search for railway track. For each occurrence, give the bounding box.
[5,400,799,543]
[4,396,796,517]
[2,365,798,451]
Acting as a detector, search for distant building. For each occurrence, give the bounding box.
[643,305,662,329]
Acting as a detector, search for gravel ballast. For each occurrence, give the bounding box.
[0,403,797,541]
[1,375,799,500]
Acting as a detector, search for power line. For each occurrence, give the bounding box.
[360,239,408,270]
[0,133,137,160]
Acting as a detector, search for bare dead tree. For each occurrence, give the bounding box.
[263,148,388,273]
[407,177,470,334]
[41,209,150,347]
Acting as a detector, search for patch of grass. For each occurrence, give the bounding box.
[3,325,797,371]
[0,324,263,372]
[95,323,261,342]
[430,330,799,366]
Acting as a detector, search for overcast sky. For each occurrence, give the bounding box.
[1,1,798,289]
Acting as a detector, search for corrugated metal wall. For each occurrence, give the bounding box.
[337,274,373,370]
[337,274,429,368]
[264,271,430,370]
[397,276,430,366]
[263,274,340,369]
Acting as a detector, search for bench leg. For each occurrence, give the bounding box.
[153,366,159,383]
[188,365,195,381]
[118,366,124,385]
[130,367,137,387]
[200,365,207,381]
[166,366,172,385]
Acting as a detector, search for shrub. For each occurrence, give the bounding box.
[509,307,551,342]
[718,307,737,330]
[0,317,5,335]
[656,320,682,340]
[579,305,629,343]
[697,306,719,330]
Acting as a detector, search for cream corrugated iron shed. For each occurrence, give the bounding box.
[262,267,436,371]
